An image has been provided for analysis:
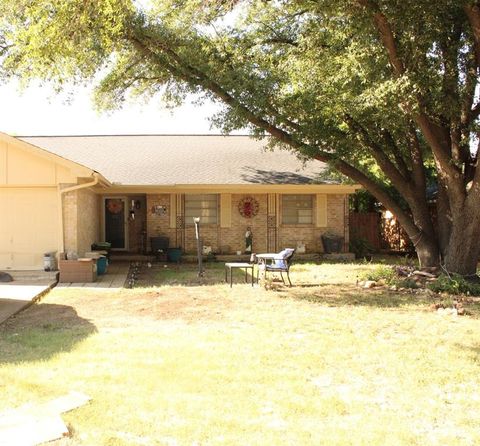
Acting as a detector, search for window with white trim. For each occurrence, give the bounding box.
[282,194,313,224]
[185,194,218,224]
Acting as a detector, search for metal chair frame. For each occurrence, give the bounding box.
[257,249,295,286]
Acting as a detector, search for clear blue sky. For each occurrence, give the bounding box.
[0,80,225,136]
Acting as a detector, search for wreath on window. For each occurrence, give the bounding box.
[106,199,123,214]
[238,196,259,218]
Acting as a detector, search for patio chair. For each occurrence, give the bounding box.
[257,248,295,286]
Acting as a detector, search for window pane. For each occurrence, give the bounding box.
[185,194,218,224]
[282,195,313,224]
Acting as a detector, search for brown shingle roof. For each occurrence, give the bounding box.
[18,135,328,185]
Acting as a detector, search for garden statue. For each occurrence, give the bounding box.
[245,227,253,253]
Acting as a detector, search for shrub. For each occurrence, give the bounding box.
[359,265,396,284]
[396,278,419,289]
[427,274,480,296]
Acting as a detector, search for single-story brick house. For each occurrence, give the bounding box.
[0,131,359,270]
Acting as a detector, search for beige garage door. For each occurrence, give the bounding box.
[0,188,59,270]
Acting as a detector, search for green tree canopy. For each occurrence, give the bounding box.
[2,0,480,274]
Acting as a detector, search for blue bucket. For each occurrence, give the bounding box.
[97,256,108,275]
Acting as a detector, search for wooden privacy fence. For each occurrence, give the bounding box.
[349,212,413,252]
[349,212,382,250]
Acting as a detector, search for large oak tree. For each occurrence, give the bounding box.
[2,0,480,275]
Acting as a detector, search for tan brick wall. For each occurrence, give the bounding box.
[76,188,100,256]
[218,194,268,254]
[279,194,347,252]
[62,188,100,256]
[146,194,177,251]
[145,192,349,254]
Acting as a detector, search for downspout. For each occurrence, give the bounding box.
[57,172,100,256]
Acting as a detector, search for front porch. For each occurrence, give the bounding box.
[97,190,351,260]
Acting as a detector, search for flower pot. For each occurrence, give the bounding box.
[321,234,344,253]
[167,247,182,263]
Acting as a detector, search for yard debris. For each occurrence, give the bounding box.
[0,391,91,446]
[412,270,436,278]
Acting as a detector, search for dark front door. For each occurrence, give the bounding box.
[105,198,126,249]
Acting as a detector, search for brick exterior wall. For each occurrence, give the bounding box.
[218,194,268,254]
[146,194,177,251]
[144,192,349,254]
[76,188,100,256]
[63,191,349,256]
[62,187,100,256]
[279,193,348,252]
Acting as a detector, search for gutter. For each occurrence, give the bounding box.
[57,172,101,256]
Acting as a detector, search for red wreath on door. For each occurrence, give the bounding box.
[106,199,123,214]
[238,196,259,218]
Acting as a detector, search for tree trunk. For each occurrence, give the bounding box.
[436,181,451,258]
[409,232,440,269]
[443,208,480,276]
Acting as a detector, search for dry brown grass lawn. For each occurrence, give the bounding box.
[1,261,480,445]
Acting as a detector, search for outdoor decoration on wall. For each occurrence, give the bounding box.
[151,205,167,216]
[106,199,124,214]
[238,196,259,218]
[245,227,253,253]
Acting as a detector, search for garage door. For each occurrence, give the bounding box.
[0,188,59,270]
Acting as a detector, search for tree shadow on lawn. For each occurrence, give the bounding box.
[0,302,97,364]
[279,284,433,309]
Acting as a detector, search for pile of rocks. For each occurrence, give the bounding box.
[357,265,441,290]
[430,300,466,316]
[393,265,440,287]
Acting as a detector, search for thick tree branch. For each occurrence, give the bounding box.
[407,125,426,191]
[344,115,412,193]
[130,27,430,244]
[465,3,480,69]
[381,129,411,180]
[356,0,465,199]
[356,0,404,75]
[316,155,424,241]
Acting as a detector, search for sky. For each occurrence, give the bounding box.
[0,80,225,136]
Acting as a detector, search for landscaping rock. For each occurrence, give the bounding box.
[412,270,437,278]
[364,280,376,288]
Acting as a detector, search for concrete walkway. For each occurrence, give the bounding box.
[0,263,130,325]
[0,271,58,325]
[56,262,129,289]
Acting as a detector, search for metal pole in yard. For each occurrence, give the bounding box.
[194,217,204,277]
